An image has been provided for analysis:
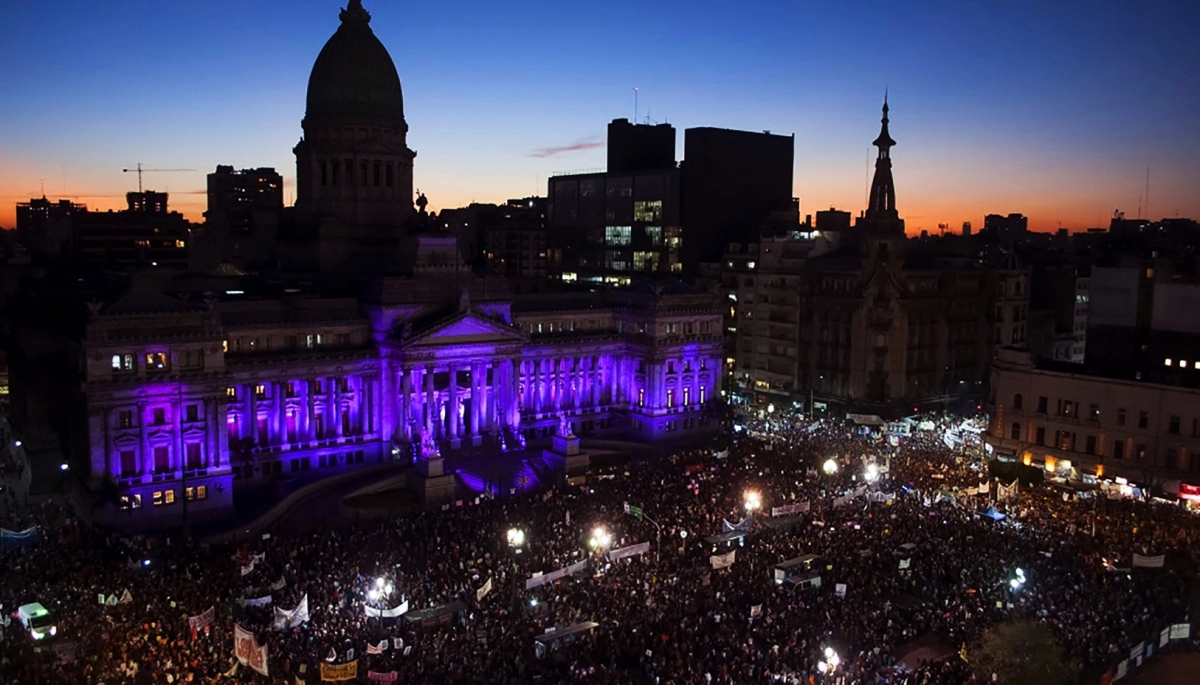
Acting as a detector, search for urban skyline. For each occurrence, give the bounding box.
[1,0,1198,233]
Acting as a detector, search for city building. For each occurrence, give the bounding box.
[72,192,192,268]
[607,118,675,173]
[6,0,724,531]
[681,127,794,277]
[723,101,1018,416]
[16,197,84,258]
[483,198,548,283]
[547,131,682,284]
[1024,264,1088,363]
[190,166,284,271]
[985,346,1200,494]
[982,213,1028,241]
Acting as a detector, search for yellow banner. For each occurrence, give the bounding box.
[320,661,359,682]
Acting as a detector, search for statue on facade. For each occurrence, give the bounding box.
[557,414,574,439]
[419,426,439,459]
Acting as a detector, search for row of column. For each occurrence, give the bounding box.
[386,359,521,443]
[518,355,613,416]
[100,396,225,480]
[233,374,377,449]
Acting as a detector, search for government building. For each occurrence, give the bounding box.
[10,0,722,531]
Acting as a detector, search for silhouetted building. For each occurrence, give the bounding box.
[290,0,416,274]
[983,213,1028,241]
[72,192,191,268]
[485,198,548,282]
[607,118,676,173]
[191,166,284,271]
[815,208,851,233]
[16,196,84,257]
[1025,265,1088,363]
[962,221,972,236]
[681,127,794,276]
[723,102,1014,415]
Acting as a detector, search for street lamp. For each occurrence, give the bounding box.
[743,490,762,513]
[506,528,526,548]
[864,463,879,483]
[818,646,841,674]
[822,459,838,475]
[588,526,612,551]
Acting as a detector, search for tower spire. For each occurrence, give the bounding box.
[866,96,898,222]
[340,0,371,25]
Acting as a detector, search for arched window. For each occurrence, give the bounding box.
[1013,393,1023,410]
[1010,422,1021,440]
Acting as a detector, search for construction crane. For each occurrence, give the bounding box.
[122,163,195,193]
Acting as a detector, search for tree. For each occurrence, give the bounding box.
[971,619,1077,685]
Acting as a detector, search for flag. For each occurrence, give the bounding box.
[326,648,337,662]
[188,605,216,630]
[750,604,762,618]
[959,643,968,663]
[710,550,736,570]
[1132,553,1165,568]
[366,641,384,655]
[105,594,117,606]
[117,589,133,605]
[476,578,493,602]
[269,576,287,592]
[273,594,310,630]
[224,661,239,677]
[623,502,644,519]
[722,518,750,533]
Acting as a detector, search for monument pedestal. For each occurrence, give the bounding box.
[542,433,590,481]
[408,456,456,506]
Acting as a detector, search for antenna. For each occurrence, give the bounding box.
[633,87,638,123]
[39,179,45,197]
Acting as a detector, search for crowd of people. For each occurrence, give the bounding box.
[1,411,1197,684]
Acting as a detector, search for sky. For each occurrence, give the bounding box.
[1,0,1198,234]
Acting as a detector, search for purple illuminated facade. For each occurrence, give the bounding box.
[73,275,721,530]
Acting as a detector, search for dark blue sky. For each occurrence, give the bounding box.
[2,0,1197,231]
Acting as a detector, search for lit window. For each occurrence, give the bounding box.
[683,387,691,405]
[306,334,314,348]
[145,352,169,371]
[111,354,122,370]
[638,388,645,407]
[255,384,266,397]
[222,340,228,353]
[748,262,756,269]
[175,240,186,248]
[1165,359,1173,367]
[152,491,164,507]
[699,386,706,404]
[1180,360,1188,368]
[164,489,175,505]
[604,226,632,246]
[197,485,207,500]
[667,389,675,408]
[226,387,237,399]
[119,494,142,510]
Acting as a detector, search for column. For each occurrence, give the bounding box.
[174,392,185,473]
[382,362,395,441]
[470,361,482,436]
[306,379,316,442]
[215,398,229,468]
[591,356,602,408]
[448,363,460,439]
[277,381,287,448]
[205,398,217,468]
[401,367,413,441]
[139,403,152,475]
[423,365,435,437]
[247,383,258,443]
[333,376,344,439]
[507,358,520,427]
[101,408,114,478]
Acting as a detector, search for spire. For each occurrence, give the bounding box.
[866,96,898,221]
[340,0,371,26]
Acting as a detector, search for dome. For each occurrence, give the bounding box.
[305,1,404,123]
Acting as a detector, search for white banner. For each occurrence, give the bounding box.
[835,583,847,598]
[898,558,911,570]
[710,550,736,570]
[189,605,216,630]
[476,578,492,602]
[525,561,590,590]
[269,576,287,592]
[749,604,762,618]
[273,594,309,630]
[1161,627,1170,647]
[770,501,810,517]
[364,600,408,618]
[1132,553,1165,568]
[1170,623,1191,640]
[243,595,272,608]
[610,541,651,561]
[234,625,269,676]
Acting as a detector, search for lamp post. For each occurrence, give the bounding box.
[822,458,838,476]
[506,527,526,552]
[588,526,612,553]
[743,490,762,516]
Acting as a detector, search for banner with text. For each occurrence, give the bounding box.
[320,660,359,682]
[234,625,269,677]
[273,594,310,630]
[771,502,810,518]
[710,549,736,570]
[609,541,651,561]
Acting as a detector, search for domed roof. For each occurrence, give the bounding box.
[305,1,404,122]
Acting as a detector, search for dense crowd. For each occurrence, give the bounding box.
[1,412,1196,684]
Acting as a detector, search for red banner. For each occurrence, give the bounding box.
[1179,483,1200,502]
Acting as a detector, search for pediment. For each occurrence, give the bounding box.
[405,312,526,347]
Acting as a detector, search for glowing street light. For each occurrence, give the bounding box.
[818,647,841,673]
[588,526,612,550]
[822,459,838,475]
[864,463,879,483]
[743,490,762,513]
[506,528,526,548]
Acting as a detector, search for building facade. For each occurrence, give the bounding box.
[65,278,721,529]
[724,102,1019,416]
[985,346,1200,492]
